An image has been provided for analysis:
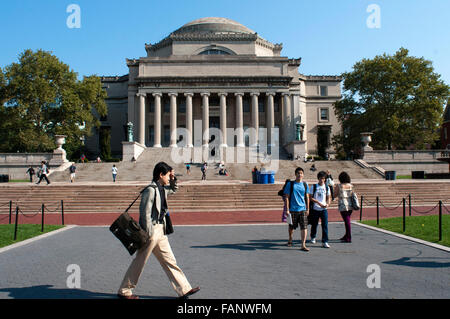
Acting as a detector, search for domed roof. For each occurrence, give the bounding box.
[173,17,255,35]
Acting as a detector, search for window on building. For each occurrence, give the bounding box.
[178,97,186,113]
[258,100,264,113]
[274,98,280,113]
[148,98,154,113]
[163,97,170,113]
[199,49,231,55]
[320,86,328,96]
[148,126,154,144]
[243,97,250,112]
[209,97,220,106]
[163,125,170,146]
[320,108,329,121]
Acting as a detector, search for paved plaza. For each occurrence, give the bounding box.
[0,222,449,299]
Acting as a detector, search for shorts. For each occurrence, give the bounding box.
[288,211,308,230]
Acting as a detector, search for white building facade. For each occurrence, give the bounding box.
[90,18,342,159]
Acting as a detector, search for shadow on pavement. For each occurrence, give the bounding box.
[190,238,349,251]
[0,285,174,299]
[383,257,450,268]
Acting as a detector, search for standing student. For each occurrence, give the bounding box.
[112,165,118,182]
[201,162,207,180]
[69,163,77,183]
[326,170,335,201]
[334,171,354,243]
[283,167,310,251]
[309,171,331,248]
[186,163,191,175]
[36,161,51,185]
[117,162,200,299]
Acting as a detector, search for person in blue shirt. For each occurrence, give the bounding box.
[283,167,310,251]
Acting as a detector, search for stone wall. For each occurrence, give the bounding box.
[0,152,68,180]
[362,150,448,175]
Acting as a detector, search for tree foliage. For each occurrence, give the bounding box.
[0,49,107,158]
[333,48,449,153]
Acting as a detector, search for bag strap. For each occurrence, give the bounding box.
[124,184,156,214]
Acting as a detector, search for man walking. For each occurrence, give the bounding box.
[283,167,310,251]
[309,171,331,248]
[36,161,50,185]
[26,166,35,183]
[117,162,200,299]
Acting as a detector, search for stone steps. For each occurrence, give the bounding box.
[1,182,449,216]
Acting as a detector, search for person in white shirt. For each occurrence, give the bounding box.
[112,165,118,182]
[309,171,331,248]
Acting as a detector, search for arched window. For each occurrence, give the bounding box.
[199,49,231,55]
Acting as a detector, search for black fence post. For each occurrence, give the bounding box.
[61,200,64,225]
[408,194,411,216]
[439,201,442,242]
[41,204,45,232]
[360,195,364,221]
[403,198,406,232]
[376,196,379,225]
[13,206,19,241]
[9,200,12,224]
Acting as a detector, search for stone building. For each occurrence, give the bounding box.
[88,17,342,159]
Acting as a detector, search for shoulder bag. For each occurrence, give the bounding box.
[109,185,153,255]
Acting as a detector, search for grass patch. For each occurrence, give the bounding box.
[395,175,411,179]
[0,224,65,248]
[361,215,449,247]
[9,179,30,183]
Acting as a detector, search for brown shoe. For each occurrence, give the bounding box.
[117,294,139,299]
[179,287,200,299]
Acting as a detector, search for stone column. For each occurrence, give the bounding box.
[169,92,178,147]
[184,92,194,147]
[201,92,210,146]
[218,92,228,148]
[267,92,275,147]
[137,93,146,145]
[250,92,259,146]
[152,93,162,148]
[235,92,245,147]
[282,92,291,145]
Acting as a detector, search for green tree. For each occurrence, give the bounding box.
[0,49,107,158]
[333,48,449,153]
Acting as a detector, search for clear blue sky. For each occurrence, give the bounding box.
[1,0,449,85]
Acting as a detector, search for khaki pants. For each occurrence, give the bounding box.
[118,224,192,297]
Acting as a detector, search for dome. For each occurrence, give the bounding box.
[173,17,256,35]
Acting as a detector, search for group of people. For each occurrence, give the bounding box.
[282,167,354,251]
[26,161,52,185]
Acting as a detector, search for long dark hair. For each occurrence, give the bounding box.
[152,162,172,182]
[338,171,351,184]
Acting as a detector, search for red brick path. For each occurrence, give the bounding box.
[0,206,439,226]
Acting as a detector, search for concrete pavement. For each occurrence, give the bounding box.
[0,223,448,299]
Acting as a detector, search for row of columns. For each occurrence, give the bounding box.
[136,92,292,148]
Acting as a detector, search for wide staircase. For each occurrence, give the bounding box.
[49,147,383,183]
[1,181,449,218]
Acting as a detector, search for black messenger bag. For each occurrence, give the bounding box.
[109,186,152,255]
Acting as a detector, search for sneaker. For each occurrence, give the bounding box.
[323,242,330,248]
[310,238,316,244]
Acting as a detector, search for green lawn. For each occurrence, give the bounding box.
[0,224,65,248]
[361,215,449,247]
